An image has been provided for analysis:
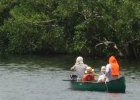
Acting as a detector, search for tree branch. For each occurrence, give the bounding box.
[94,37,124,56]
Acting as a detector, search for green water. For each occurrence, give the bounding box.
[0,55,139,100]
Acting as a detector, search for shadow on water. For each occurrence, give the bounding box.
[0,55,140,78]
[0,55,75,72]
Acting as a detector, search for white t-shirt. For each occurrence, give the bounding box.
[98,74,106,82]
[73,64,88,78]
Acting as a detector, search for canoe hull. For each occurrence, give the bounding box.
[70,77,126,93]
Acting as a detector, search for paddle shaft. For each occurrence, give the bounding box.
[105,81,108,92]
[62,79,73,81]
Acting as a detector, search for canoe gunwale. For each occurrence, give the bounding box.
[70,76,126,93]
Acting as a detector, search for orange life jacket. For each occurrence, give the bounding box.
[109,56,119,76]
[81,73,95,81]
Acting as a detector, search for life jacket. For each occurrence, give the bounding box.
[81,73,95,81]
[109,56,120,76]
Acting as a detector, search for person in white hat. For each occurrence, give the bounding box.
[97,66,106,82]
[70,56,88,80]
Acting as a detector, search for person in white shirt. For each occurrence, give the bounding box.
[70,56,88,80]
[98,66,106,82]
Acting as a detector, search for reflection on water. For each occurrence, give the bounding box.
[106,93,120,100]
[0,55,139,100]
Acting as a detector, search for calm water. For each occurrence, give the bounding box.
[0,55,139,100]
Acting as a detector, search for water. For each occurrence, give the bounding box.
[0,55,139,100]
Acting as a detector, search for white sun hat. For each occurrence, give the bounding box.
[76,56,83,64]
[101,66,106,72]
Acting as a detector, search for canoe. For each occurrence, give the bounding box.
[70,76,126,93]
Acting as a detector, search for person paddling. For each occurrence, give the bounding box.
[105,55,120,82]
[70,56,88,80]
[81,66,95,81]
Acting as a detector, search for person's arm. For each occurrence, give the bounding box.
[105,64,110,75]
[70,65,75,70]
[93,72,99,76]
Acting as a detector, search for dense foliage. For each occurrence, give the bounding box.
[0,0,139,58]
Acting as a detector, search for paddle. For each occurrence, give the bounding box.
[62,79,73,81]
[105,81,108,92]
